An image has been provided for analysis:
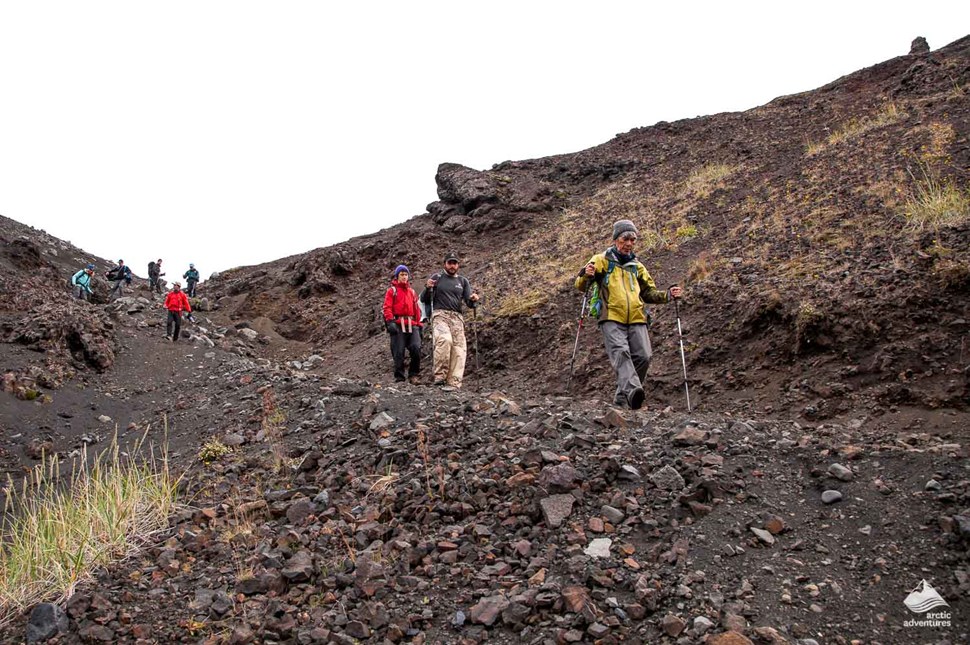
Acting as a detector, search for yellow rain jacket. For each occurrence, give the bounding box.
[575,248,669,325]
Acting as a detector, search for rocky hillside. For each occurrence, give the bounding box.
[0,36,968,645]
[206,36,970,420]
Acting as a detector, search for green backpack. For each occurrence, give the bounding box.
[587,256,649,323]
[588,257,618,318]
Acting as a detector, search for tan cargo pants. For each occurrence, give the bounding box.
[431,310,467,388]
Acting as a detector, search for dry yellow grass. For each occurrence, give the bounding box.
[806,102,907,155]
[901,164,970,233]
[681,163,738,199]
[0,434,178,626]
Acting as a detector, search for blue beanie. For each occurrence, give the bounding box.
[393,265,410,279]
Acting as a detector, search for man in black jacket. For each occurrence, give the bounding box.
[106,260,132,300]
[148,259,165,295]
[420,252,480,389]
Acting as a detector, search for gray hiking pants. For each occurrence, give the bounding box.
[109,279,125,299]
[601,321,652,403]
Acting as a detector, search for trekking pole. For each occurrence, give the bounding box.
[568,283,592,389]
[471,299,481,371]
[673,294,692,413]
[428,285,436,369]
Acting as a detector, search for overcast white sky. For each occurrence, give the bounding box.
[1,2,967,279]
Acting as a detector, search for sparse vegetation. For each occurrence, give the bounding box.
[198,438,232,464]
[686,252,713,284]
[900,163,970,233]
[261,389,289,471]
[806,102,907,155]
[675,223,698,239]
[932,257,970,291]
[682,163,737,199]
[494,287,547,318]
[0,436,178,626]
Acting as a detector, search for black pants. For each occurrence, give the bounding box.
[149,277,161,294]
[166,311,183,341]
[389,328,421,380]
[186,280,198,298]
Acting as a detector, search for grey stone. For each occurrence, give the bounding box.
[584,538,612,559]
[750,526,776,546]
[539,494,575,528]
[618,465,642,481]
[692,615,715,635]
[26,603,69,642]
[649,465,685,491]
[537,463,584,492]
[827,463,854,481]
[601,505,625,524]
[282,550,314,582]
[821,490,843,504]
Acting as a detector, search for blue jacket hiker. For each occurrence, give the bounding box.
[183,264,200,298]
[71,265,95,301]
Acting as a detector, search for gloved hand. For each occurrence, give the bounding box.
[386,321,399,334]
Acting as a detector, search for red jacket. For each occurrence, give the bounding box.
[382,279,422,327]
[164,290,192,313]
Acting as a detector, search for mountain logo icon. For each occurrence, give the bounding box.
[904,579,949,614]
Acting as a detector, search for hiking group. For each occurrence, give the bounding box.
[71,217,686,408]
[381,252,480,390]
[70,258,201,342]
[380,219,684,409]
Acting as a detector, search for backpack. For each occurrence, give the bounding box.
[587,254,646,320]
[588,257,617,318]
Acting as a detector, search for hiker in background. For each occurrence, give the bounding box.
[183,263,200,298]
[420,252,480,390]
[148,258,165,295]
[382,265,423,383]
[71,264,95,301]
[575,219,682,410]
[164,281,192,342]
[105,259,132,300]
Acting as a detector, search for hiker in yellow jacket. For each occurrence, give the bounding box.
[575,219,682,409]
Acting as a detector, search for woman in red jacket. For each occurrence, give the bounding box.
[164,282,192,342]
[382,265,423,382]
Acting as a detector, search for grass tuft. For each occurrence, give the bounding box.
[901,163,970,233]
[806,102,907,155]
[682,163,737,199]
[0,433,178,626]
[198,438,232,464]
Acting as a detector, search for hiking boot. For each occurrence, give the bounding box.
[612,395,628,409]
[627,387,645,411]
[394,375,406,383]
[433,380,446,386]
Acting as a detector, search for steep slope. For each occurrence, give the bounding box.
[205,36,970,422]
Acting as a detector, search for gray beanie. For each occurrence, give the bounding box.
[612,219,638,240]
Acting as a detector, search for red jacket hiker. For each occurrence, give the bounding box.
[383,278,422,331]
[164,290,192,313]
